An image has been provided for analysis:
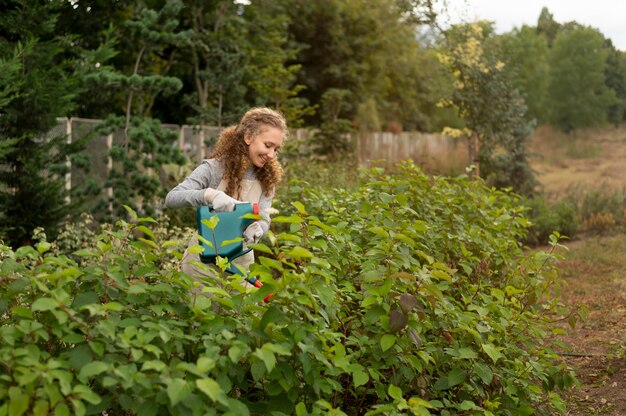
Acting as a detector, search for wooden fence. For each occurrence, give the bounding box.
[55,117,470,205]
[354,131,468,174]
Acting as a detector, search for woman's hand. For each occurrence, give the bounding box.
[244,222,263,244]
[205,189,240,211]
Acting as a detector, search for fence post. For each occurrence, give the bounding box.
[178,125,185,152]
[65,117,72,204]
[106,133,113,215]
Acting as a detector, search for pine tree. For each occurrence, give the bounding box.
[85,0,189,219]
[0,0,83,246]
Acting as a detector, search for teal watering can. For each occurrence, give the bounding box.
[196,202,259,275]
[196,202,273,302]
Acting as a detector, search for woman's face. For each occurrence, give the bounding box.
[245,126,284,168]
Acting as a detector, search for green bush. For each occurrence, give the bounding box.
[1,162,575,415]
[522,197,580,246]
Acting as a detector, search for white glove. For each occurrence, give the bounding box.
[243,222,263,245]
[204,189,239,212]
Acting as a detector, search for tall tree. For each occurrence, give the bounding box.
[245,0,314,128]
[536,7,560,47]
[0,0,85,246]
[181,0,248,129]
[603,39,626,126]
[86,0,188,218]
[437,22,536,194]
[282,0,442,129]
[498,25,550,123]
[547,26,616,132]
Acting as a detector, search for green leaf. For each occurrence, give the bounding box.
[123,205,138,221]
[248,242,273,254]
[447,367,466,388]
[288,246,314,259]
[32,400,49,416]
[11,306,33,319]
[291,201,307,215]
[72,384,101,405]
[253,347,276,373]
[197,357,216,373]
[457,400,480,410]
[295,402,308,416]
[70,399,85,416]
[196,378,223,403]
[141,360,166,372]
[137,238,158,249]
[388,384,403,401]
[367,226,389,238]
[8,387,29,416]
[457,347,478,359]
[37,241,52,254]
[482,343,503,363]
[134,225,155,240]
[167,378,190,406]
[352,367,369,388]
[220,237,243,249]
[473,362,493,384]
[272,214,304,224]
[31,298,59,312]
[54,402,70,416]
[380,334,396,352]
[78,361,108,382]
[201,215,220,229]
[430,269,452,282]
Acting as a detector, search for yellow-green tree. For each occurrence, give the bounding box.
[437,22,536,194]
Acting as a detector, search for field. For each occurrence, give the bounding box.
[528,125,626,415]
[529,124,626,196]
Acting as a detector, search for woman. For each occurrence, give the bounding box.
[165,107,286,280]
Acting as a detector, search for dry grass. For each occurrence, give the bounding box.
[528,124,626,414]
[556,235,626,416]
[529,124,626,199]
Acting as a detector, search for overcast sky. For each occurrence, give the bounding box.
[439,0,626,51]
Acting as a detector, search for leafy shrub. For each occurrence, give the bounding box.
[1,162,575,415]
[522,197,580,246]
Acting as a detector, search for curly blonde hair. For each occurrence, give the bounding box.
[210,107,287,198]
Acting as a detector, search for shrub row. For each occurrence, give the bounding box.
[1,162,575,415]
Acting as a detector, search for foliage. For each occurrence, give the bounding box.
[521,197,580,246]
[180,0,249,128]
[498,26,550,123]
[1,162,576,415]
[437,22,537,195]
[85,0,189,220]
[245,1,315,128]
[536,7,560,48]
[603,39,626,126]
[282,0,446,129]
[0,0,91,247]
[547,26,617,132]
[309,88,355,156]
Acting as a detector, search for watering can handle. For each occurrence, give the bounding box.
[206,202,260,215]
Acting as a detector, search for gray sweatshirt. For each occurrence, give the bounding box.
[164,159,273,233]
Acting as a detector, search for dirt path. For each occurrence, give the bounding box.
[554,235,626,415]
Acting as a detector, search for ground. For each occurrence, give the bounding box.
[555,235,626,416]
[528,125,626,415]
[529,124,626,196]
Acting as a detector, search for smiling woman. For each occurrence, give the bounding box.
[164,107,287,280]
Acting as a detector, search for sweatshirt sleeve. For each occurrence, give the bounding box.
[257,192,273,234]
[164,160,222,208]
